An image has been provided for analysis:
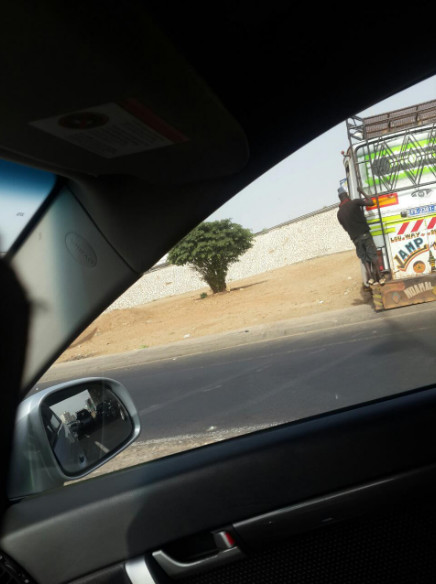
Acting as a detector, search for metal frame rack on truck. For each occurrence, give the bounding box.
[344,99,436,310]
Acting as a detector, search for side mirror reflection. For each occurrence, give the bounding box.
[9,377,140,499]
[41,381,134,475]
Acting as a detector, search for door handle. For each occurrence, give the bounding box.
[152,531,244,578]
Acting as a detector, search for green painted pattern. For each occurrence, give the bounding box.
[357,136,436,160]
[365,168,436,188]
[370,228,395,237]
[367,214,403,224]
[356,135,436,187]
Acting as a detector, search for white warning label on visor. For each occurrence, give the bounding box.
[31,101,187,158]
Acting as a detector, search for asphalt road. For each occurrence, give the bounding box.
[46,301,436,442]
[37,302,436,443]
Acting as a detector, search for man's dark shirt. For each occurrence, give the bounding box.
[337,197,372,240]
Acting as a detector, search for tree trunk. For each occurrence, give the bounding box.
[204,270,227,293]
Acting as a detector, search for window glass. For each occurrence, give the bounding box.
[29,75,436,486]
[0,159,56,255]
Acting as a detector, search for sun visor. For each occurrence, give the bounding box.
[0,5,248,185]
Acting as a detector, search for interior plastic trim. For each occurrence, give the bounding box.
[125,556,157,584]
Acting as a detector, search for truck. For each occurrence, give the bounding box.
[342,98,436,310]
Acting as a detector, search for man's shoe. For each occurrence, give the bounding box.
[379,278,386,285]
[368,278,375,285]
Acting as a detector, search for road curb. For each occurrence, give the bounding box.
[39,300,436,385]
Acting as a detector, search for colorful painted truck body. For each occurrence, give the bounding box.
[344,99,436,310]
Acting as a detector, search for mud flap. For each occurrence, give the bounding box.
[372,274,436,311]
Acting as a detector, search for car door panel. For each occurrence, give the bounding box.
[169,501,436,583]
[3,386,436,584]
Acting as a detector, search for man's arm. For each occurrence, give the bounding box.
[357,186,374,207]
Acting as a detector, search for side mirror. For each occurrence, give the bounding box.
[8,377,140,499]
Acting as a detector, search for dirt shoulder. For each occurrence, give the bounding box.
[58,251,371,364]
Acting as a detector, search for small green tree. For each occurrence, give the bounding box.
[168,220,253,293]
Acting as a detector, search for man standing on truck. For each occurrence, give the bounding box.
[337,186,385,286]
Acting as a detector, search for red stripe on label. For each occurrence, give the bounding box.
[119,98,188,143]
[398,223,409,235]
[412,219,424,232]
[428,217,436,229]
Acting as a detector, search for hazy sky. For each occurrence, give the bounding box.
[208,75,436,233]
[0,161,56,252]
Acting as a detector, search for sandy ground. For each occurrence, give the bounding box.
[59,250,370,364]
